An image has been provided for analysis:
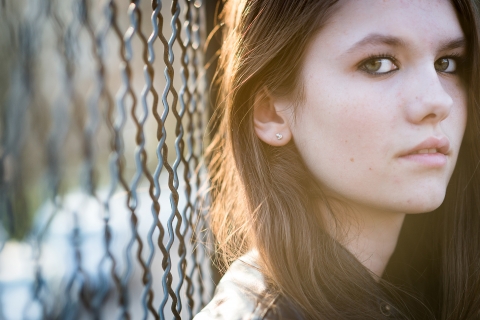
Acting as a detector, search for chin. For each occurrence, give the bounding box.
[397,189,447,214]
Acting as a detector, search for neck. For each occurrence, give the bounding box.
[319,199,406,279]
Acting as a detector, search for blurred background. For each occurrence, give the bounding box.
[0,0,221,318]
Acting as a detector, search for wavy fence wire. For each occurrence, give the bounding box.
[0,0,214,319]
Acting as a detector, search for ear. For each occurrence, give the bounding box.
[253,89,292,146]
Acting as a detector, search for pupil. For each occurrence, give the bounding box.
[437,58,449,71]
[367,59,381,71]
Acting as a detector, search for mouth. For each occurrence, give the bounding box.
[402,136,451,156]
[399,137,450,167]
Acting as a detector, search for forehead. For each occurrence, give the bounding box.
[321,0,464,52]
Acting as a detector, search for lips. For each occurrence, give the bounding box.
[398,136,450,167]
[402,136,450,157]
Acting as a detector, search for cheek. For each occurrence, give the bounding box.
[292,90,393,184]
[443,81,467,145]
[302,90,389,148]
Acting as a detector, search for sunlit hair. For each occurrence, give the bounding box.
[206,0,480,318]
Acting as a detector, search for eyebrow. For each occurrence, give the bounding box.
[346,34,406,53]
[346,33,466,54]
[438,37,466,52]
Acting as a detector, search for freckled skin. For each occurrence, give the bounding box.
[276,0,467,214]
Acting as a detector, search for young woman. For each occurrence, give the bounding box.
[196,0,480,319]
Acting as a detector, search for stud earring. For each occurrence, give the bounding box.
[276,133,283,140]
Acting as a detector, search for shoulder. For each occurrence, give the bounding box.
[194,250,276,320]
[194,251,305,320]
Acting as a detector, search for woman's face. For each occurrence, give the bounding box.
[280,0,467,214]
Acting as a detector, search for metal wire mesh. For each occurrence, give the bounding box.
[0,0,213,319]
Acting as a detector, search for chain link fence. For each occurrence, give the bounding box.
[0,0,214,318]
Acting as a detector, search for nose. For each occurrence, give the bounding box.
[404,65,453,125]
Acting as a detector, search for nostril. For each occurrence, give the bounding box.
[422,113,437,121]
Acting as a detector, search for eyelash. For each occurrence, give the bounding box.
[358,53,466,76]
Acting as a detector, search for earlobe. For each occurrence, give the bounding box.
[253,88,292,146]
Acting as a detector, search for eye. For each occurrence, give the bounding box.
[434,57,457,73]
[360,57,398,75]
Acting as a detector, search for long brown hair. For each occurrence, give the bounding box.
[206,0,480,319]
